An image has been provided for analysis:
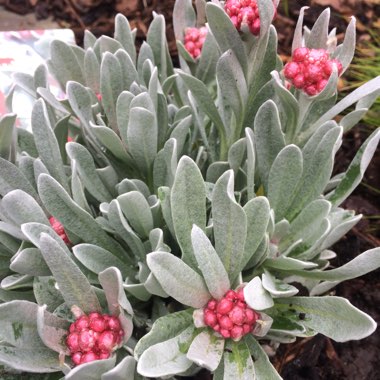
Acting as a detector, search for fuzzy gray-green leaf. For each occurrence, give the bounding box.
[191,225,230,299]
[276,296,377,342]
[254,100,285,190]
[100,52,124,132]
[38,174,125,258]
[134,309,193,359]
[39,233,101,313]
[328,129,380,207]
[267,145,303,222]
[212,170,247,282]
[66,142,114,202]
[171,156,206,269]
[147,252,210,308]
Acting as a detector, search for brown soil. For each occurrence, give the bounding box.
[0,1,379,379]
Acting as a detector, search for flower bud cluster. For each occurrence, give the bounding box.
[49,217,71,245]
[66,312,124,366]
[184,27,208,59]
[224,0,277,36]
[284,47,343,96]
[203,288,260,341]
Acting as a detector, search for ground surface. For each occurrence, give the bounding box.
[0,0,379,379]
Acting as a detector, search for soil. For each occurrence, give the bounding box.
[0,1,379,379]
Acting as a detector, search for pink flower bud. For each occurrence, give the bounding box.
[90,318,106,333]
[229,306,245,325]
[317,79,328,92]
[243,323,252,334]
[66,333,80,352]
[88,312,102,321]
[225,290,237,300]
[284,62,300,79]
[293,74,305,89]
[67,313,124,367]
[80,351,99,364]
[304,84,318,96]
[293,47,309,62]
[108,316,122,331]
[250,18,261,36]
[219,316,234,330]
[99,351,110,360]
[207,300,217,310]
[231,326,244,340]
[217,298,234,314]
[49,217,71,245]
[71,352,82,365]
[204,310,217,327]
[79,329,96,352]
[244,308,257,324]
[183,27,208,59]
[97,331,116,352]
[199,287,260,341]
[224,0,276,36]
[75,316,90,331]
[220,329,231,338]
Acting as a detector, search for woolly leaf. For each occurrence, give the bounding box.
[118,191,154,239]
[254,100,285,190]
[212,171,247,282]
[276,296,377,342]
[267,145,303,222]
[328,129,380,207]
[147,252,210,308]
[39,233,101,314]
[187,331,224,371]
[65,357,117,380]
[102,356,137,380]
[134,309,193,359]
[171,156,206,268]
[2,190,49,227]
[242,197,270,269]
[244,276,274,310]
[137,327,194,378]
[191,225,230,299]
[245,335,282,380]
[0,157,38,199]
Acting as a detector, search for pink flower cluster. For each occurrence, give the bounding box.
[66,312,124,366]
[49,217,71,245]
[284,47,343,96]
[203,288,260,340]
[224,0,277,36]
[184,27,208,59]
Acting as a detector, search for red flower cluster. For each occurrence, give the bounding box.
[203,288,260,340]
[184,27,208,59]
[284,47,343,96]
[49,217,71,245]
[224,0,277,36]
[66,312,124,366]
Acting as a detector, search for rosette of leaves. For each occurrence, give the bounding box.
[0,228,135,379]
[133,155,378,378]
[0,0,379,378]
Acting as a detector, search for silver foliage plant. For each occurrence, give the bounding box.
[0,0,379,378]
